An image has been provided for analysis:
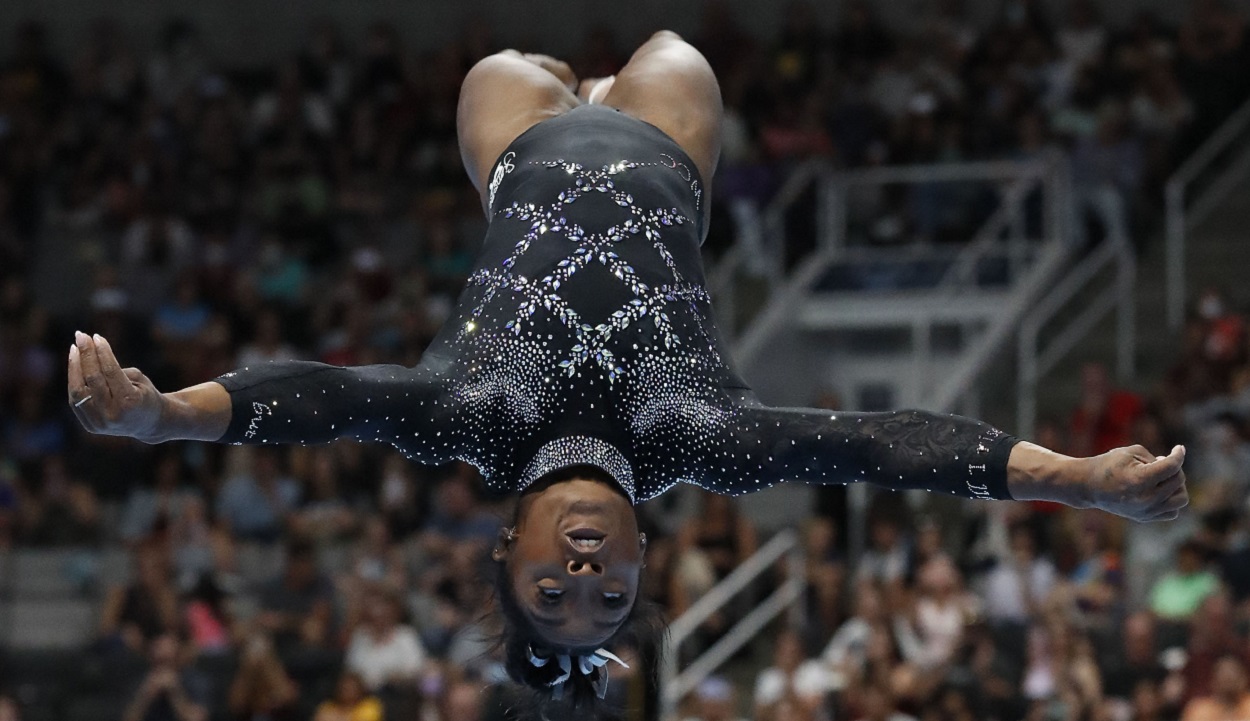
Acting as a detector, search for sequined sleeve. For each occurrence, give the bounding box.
[212,361,458,462]
[721,405,1020,500]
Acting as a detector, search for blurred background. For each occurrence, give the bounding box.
[2,0,1250,720]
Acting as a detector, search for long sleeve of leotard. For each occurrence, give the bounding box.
[212,360,459,463]
[716,405,1020,500]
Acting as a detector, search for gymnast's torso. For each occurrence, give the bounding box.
[216,105,1019,502]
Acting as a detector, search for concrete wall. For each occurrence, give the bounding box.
[2,0,1240,69]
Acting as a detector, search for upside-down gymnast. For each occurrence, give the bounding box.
[66,31,1187,713]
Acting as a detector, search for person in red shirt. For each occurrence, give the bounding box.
[1070,362,1144,456]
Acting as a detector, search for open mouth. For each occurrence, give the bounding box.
[566,527,606,552]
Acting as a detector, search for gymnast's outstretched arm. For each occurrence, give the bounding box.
[717,402,1188,524]
[66,332,458,462]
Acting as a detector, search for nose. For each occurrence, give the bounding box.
[567,560,604,576]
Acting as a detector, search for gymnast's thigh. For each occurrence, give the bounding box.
[600,31,723,185]
[457,51,580,201]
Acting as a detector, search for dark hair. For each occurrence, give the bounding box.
[490,465,665,719]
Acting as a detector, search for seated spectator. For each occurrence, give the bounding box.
[255,539,335,653]
[215,447,300,542]
[419,466,498,551]
[227,635,300,721]
[313,672,382,721]
[855,514,912,591]
[340,516,407,625]
[1069,362,1143,456]
[822,583,888,674]
[1064,516,1124,625]
[800,516,846,641]
[182,575,235,655]
[670,490,759,642]
[980,523,1057,625]
[1181,655,1250,721]
[754,628,837,719]
[290,449,358,543]
[439,680,487,721]
[852,682,917,721]
[21,454,101,546]
[681,676,748,721]
[345,588,429,693]
[895,556,976,670]
[120,452,199,544]
[99,542,180,654]
[235,308,301,368]
[1149,539,1220,621]
[121,632,211,721]
[1100,612,1167,701]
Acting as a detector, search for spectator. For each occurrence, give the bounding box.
[853,682,918,721]
[856,515,912,591]
[234,309,301,368]
[1149,539,1220,621]
[120,452,199,544]
[121,632,211,721]
[439,680,486,721]
[254,539,335,653]
[822,583,888,674]
[980,523,1058,625]
[682,676,748,721]
[344,588,429,693]
[1100,612,1167,701]
[895,556,975,670]
[313,672,382,721]
[227,635,300,721]
[216,447,300,542]
[99,542,180,653]
[1181,655,1250,721]
[754,628,838,718]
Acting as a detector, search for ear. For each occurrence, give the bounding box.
[492,526,514,562]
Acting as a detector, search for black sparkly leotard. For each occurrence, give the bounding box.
[216,105,1020,503]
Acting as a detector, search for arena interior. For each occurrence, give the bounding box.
[2,1,1250,720]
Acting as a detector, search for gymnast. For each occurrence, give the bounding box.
[66,31,1187,712]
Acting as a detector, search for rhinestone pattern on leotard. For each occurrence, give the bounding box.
[214,105,1020,503]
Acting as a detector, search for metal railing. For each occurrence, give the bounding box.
[1165,96,1250,329]
[706,159,830,339]
[660,529,805,717]
[1016,236,1136,439]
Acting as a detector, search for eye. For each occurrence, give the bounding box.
[602,592,627,608]
[538,586,564,602]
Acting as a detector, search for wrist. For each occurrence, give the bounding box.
[1006,442,1093,508]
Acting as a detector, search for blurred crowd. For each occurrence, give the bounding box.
[2,1,1250,720]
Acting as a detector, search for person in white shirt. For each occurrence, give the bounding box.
[979,524,1058,625]
[754,628,838,719]
[822,583,889,674]
[345,588,429,692]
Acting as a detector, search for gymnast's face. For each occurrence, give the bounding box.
[498,477,645,649]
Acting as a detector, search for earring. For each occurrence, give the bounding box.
[507,527,518,541]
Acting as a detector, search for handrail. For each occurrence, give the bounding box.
[1164,94,1250,329]
[1017,237,1136,439]
[660,529,804,716]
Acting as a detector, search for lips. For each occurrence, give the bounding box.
[566,527,606,552]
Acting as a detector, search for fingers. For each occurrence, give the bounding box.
[67,344,98,433]
[93,334,132,402]
[1137,445,1185,485]
[75,330,109,402]
[1148,483,1189,515]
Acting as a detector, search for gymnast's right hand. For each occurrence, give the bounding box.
[67,330,165,443]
